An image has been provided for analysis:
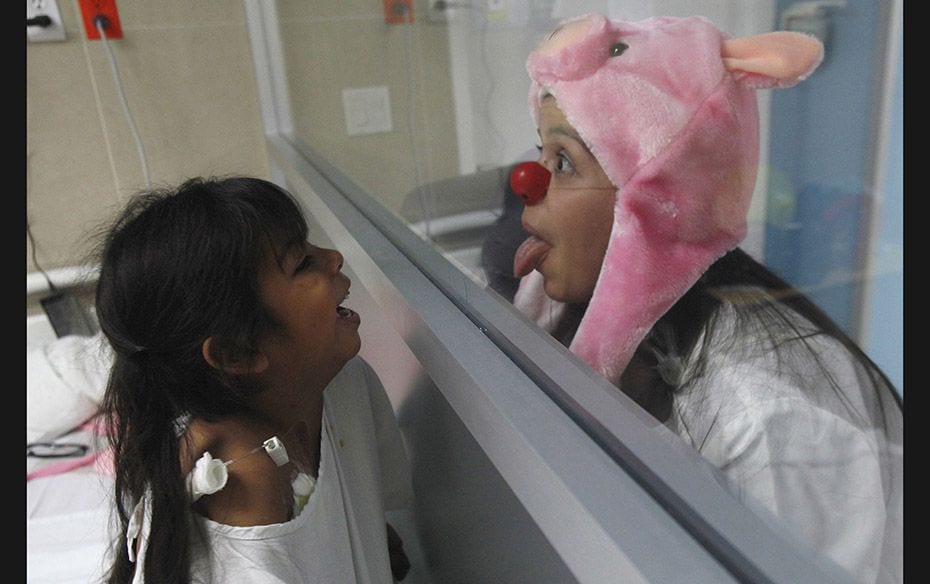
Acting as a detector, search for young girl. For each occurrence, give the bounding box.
[509,14,902,583]
[94,176,412,583]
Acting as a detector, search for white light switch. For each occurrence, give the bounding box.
[342,86,393,136]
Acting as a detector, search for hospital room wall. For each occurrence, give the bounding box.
[273,1,461,215]
[25,0,458,283]
[26,0,270,285]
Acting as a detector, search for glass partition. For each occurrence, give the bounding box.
[271,1,901,386]
[253,1,902,582]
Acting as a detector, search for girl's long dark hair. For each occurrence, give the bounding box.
[94,177,308,584]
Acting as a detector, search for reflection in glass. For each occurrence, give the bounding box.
[499,10,901,583]
[273,1,901,582]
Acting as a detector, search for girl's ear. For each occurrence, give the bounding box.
[721,31,824,89]
[201,336,269,375]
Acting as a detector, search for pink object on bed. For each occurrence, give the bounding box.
[27,329,116,582]
[27,417,114,482]
[27,421,116,584]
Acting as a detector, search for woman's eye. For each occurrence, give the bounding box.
[555,152,574,173]
[609,42,629,57]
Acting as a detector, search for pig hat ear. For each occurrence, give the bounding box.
[722,31,824,89]
[514,15,825,384]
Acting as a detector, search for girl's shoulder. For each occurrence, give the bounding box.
[180,416,275,469]
[180,416,295,527]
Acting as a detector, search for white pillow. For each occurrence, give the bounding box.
[26,332,112,444]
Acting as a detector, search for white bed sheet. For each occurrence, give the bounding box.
[27,312,115,584]
[27,425,116,584]
[27,470,115,583]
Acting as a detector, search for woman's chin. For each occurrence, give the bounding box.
[543,276,593,305]
[542,278,570,303]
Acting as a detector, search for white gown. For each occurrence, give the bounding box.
[129,356,413,584]
[665,302,903,584]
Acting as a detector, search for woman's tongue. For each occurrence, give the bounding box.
[513,235,552,278]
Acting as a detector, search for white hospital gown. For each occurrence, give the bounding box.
[665,303,903,584]
[130,356,412,584]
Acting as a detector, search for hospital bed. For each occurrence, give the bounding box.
[26,312,114,584]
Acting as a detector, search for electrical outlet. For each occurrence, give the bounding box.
[384,0,413,24]
[27,0,67,42]
[78,0,123,40]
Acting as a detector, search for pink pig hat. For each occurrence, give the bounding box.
[513,13,823,384]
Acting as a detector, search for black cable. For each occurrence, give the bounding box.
[93,14,111,30]
[27,15,52,28]
[26,218,58,293]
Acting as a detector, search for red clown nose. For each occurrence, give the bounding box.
[509,161,550,205]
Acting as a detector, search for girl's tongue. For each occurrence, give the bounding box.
[513,235,552,278]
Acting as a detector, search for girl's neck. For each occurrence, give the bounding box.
[252,380,326,477]
[257,390,324,432]
[282,417,322,478]
[251,364,330,427]
[250,363,345,476]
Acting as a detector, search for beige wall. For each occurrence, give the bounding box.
[26,0,270,276]
[276,0,459,215]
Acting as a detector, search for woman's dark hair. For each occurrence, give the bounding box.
[95,176,308,584]
[623,247,903,422]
